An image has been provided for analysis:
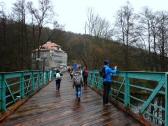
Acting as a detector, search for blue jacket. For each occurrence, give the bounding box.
[103,65,117,83]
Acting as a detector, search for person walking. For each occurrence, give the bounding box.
[70,68,73,79]
[101,60,117,105]
[55,69,62,91]
[73,68,83,102]
[82,66,88,87]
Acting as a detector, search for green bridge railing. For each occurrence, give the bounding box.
[0,70,54,112]
[88,70,168,126]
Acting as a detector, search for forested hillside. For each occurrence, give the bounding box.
[1,0,168,72]
[0,21,165,72]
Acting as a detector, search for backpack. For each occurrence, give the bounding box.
[74,74,82,85]
[56,73,61,80]
[100,67,106,78]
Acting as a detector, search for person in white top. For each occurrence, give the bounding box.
[55,70,62,91]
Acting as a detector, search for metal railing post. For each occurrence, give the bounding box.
[38,72,40,89]
[50,70,52,81]
[42,72,44,86]
[87,73,90,85]
[44,71,47,84]
[20,72,25,98]
[124,73,130,108]
[92,73,95,86]
[98,76,103,90]
[44,72,46,85]
[0,74,6,112]
[165,73,168,126]
[46,71,49,84]
[31,71,35,92]
[40,72,42,87]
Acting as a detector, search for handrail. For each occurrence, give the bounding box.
[88,70,168,126]
[0,70,54,112]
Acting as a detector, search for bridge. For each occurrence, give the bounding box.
[0,70,167,126]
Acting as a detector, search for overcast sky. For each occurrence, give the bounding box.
[1,0,168,34]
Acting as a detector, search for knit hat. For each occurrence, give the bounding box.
[104,60,109,65]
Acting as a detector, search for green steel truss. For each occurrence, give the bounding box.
[88,71,168,126]
[0,70,53,112]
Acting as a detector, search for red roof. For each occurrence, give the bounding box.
[41,41,60,50]
[33,41,62,52]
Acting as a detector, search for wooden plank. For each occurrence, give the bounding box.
[1,73,142,126]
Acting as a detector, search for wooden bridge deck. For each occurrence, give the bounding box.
[1,73,142,126]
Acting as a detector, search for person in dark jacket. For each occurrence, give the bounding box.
[82,66,88,87]
[102,60,117,105]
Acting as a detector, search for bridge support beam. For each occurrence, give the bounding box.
[38,72,40,88]
[47,71,50,83]
[45,72,47,85]
[20,73,25,98]
[124,73,130,108]
[31,72,35,92]
[0,74,6,112]
[165,73,168,126]
[140,79,165,114]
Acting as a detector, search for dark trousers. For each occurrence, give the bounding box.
[83,76,88,86]
[56,79,61,90]
[75,85,81,98]
[103,82,111,104]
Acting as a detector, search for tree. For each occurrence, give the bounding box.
[12,0,28,69]
[156,11,168,71]
[27,0,54,69]
[0,2,7,45]
[0,2,7,70]
[115,2,138,69]
[84,8,114,67]
[85,8,113,39]
[46,21,64,41]
[138,8,155,70]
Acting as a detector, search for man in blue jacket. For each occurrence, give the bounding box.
[103,60,117,105]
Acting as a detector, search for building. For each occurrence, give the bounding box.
[32,41,67,70]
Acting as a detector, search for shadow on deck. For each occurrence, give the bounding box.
[1,73,142,126]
